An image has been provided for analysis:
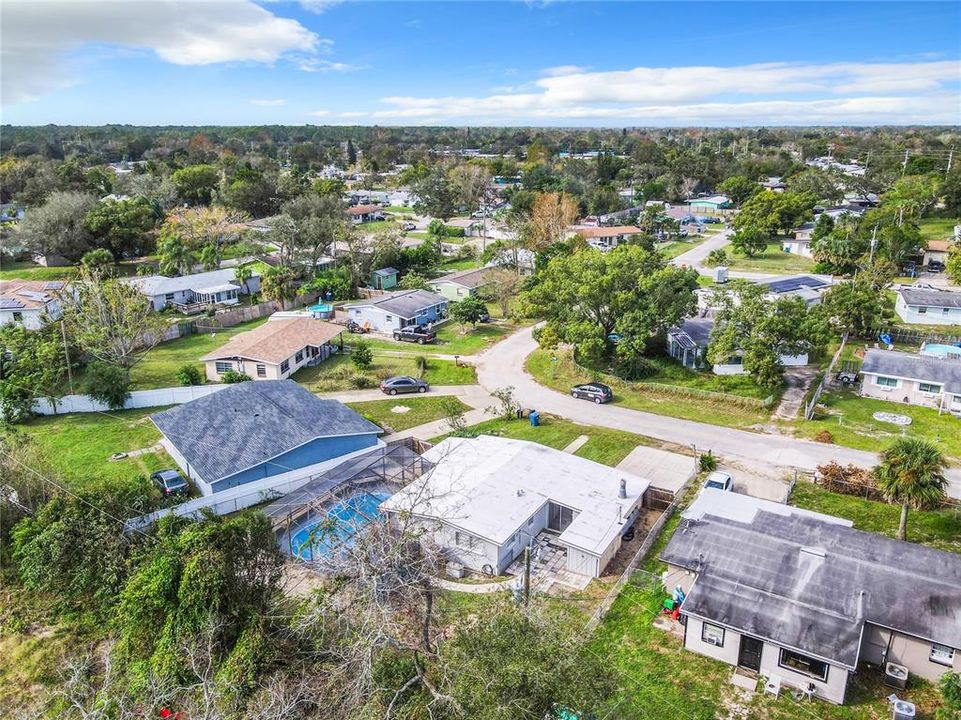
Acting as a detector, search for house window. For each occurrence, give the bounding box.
[386,315,393,323]
[456,288,464,296]
[875,376,899,388]
[779,649,829,682]
[527,516,534,526]
[701,623,725,648]
[256,364,266,377]
[930,643,955,666]
[919,383,942,394]
[944,308,951,315]
[295,350,304,363]
[548,502,575,532]
[918,307,927,314]
[12,311,23,322]
[280,359,290,375]
[454,532,475,549]
[165,293,175,302]
[215,361,232,374]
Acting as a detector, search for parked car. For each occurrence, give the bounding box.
[471,210,488,219]
[393,325,437,344]
[380,376,429,395]
[402,222,417,231]
[151,469,189,496]
[927,260,945,273]
[570,382,613,404]
[701,216,723,224]
[703,470,734,492]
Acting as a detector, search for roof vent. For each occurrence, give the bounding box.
[800,546,825,558]
[516,488,525,497]
[618,478,627,499]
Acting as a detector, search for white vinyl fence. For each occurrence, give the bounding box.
[33,384,231,415]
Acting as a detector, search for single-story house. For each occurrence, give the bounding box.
[760,275,832,306]
[200,316,344,383]
[667,316,808,373]
[427,267,490,300]
[859,348,961,413]
[370,267,399,291]
[783,222,815,257]
[923,240,951,267]
[0,280,64,329]
[760,177,785,192]
[151,380,382,495]
[125,268,261,312]
[895,288,961,326]
[573,225,642,250]
[662,489,961,705]
[486,248,535,275]
[345,289,448,333]
[380,436,650,578]
[688,195,731,212]
[347,204,385,224]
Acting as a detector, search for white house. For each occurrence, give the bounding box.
[380,436,650,578]
[572,225,642,250]
[344,289,448,333]
[895,288,961,326]
[662,489,961,705]
[124,268,261,312]
[346,204,385,224]
[923,240,951,268]
[859,348,961,414]
[0,280,64,329]
[667,316,808,373]
[783,222,815,257]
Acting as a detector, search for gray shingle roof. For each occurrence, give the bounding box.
[429,267,491,289]
[151,380,381,484]
[675,317,713,348]
[124,268,257,297]
[348,289,447,319]
[899,288,961,309]
[861,348,961,394]
[662,491,961,668]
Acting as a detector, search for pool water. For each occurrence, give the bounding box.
[288,491,390,560]
[921,343,961,359]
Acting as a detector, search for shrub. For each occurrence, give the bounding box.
[705,249,728,267]
[81,361,131,410]
[535,325,561,350]
[221,370,251,384]
[177,364,203,386]
[349,373,376,389]
[698,450,718,473]
[444,225,466,238]
[612,355,658,381]
[351,341,373,370]
[415,355,429,377]
[813,430,834,444]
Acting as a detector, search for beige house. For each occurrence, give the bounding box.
[662,490,961,705]
[859,348,961,413]
[0,280,64,329]
[571,225,642,250]
[201,317,344,382]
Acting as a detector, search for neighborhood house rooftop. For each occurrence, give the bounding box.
[125,268,253,296]
[662,489,961,669]
[861,348,961,394]
[201,317,344,365]
[431,267,490,288]
[898,288,961,309]
[0,280,63,309]
[381,436,650,556]
[348,289,446,319]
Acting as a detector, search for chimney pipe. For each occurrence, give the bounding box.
[619,479,627,499]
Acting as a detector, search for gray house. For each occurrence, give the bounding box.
[895,288,961,326]
[151,380,381,495]
[662,489,961,705]
[345,289,448,333]
[859,348,961,413]
[125,267,261,312]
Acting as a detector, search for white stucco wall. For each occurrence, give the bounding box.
[895,294,961,326]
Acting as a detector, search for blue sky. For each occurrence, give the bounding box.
[2,1,959,126]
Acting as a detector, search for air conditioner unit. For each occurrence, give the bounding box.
[884,662,909,690]
[891,698,915,720]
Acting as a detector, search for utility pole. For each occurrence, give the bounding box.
[947,149,954,176]
[901,149,910,175]
[868,224,878,264]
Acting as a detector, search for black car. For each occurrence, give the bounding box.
[392,325,437,344]
[927,260,945,273]
[151,469,189,496]
[571,382,613,404]
[381,376,430,395]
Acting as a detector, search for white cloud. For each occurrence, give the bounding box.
[351,59,960,125]
[297,58,366,73]
[1,0,322,104]
[310,109,332,117]
[251,99,286,107]
[299,0,346,14]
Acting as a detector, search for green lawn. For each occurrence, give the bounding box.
[124,317,269,389]
[918,216,960,244]
[383,206,417,215]
[657,235,707,260]
[726,239,817,274]
[292,353,476,393]
[346,396,468,433]
[19,408,171,496]
[435,257,483,272]
[345,320,517,356]
[357,220,399,234]
[434,414,654,467]
[0,261,141,281]
[796,388,961,460]
[790,481,961,554]
[526,349,777,430]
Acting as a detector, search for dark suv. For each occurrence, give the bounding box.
[151,469,189,496]
[392,325,437,344]
[571,382,613,404]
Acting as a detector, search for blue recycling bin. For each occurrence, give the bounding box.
[529,410,540,427]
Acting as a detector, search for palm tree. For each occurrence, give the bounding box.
[874,438,948,541]
[234,264,253,294]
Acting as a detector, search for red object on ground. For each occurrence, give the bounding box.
[671,607,681,621]
[160,710,172,719]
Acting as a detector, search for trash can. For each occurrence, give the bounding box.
[529,411,540,427]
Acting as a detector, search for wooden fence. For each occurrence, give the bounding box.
[803,333,848,420]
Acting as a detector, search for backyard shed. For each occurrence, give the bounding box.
[370,267,399,291]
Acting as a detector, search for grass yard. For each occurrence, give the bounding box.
[918,216,960,244]
[345,320,518,356]
[382,206,417,215]
[527,349,777,430]
[435,257,483,272]
[657,235,707,260]
[292,352,476,393]
[433,413,654,467]
[357,220,400,234]
[19,408,171,496]
[346,396,468,433]
[126,317,269,389]
[795,389,961,460]
[790,481,961,554]
[0,260,142,281]
[726,239,817,274]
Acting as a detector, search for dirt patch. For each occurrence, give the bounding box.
[602,508,661,578]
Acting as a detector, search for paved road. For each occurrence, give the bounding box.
[474,326,961,499]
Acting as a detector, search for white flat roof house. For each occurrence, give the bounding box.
[124,268,261,312]
[380,436,650,578]
[895,288,961,326]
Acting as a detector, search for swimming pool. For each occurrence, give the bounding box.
[287,491,390,560]
[921,343,961,359]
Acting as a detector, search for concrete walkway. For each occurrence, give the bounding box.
[474,325,961,499]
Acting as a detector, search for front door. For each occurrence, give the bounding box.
[738,636,763,672]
